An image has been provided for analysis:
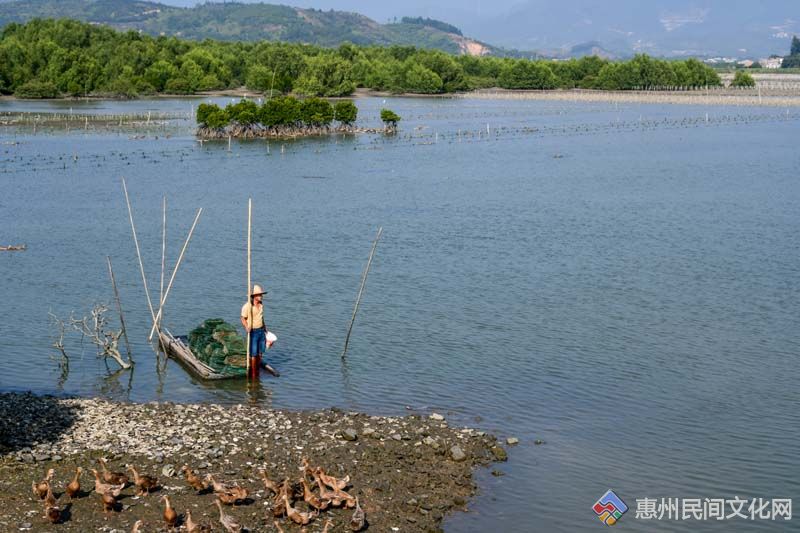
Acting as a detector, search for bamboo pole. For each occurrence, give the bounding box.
[106,256,133,365]
[342,226,383,359]
[159,196,166,330]
[246,198,252,374]
[121,178,159,335]
[147,208,203,340]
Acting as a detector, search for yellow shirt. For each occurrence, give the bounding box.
[241,301,264,329]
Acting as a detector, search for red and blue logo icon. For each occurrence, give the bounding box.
[593,489,628,525]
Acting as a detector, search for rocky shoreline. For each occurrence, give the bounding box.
[0,392,507,532]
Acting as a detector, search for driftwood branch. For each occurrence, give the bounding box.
[68,304,132,370]
[107,256,134,363]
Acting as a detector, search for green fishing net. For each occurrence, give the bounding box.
[188,318,248,376]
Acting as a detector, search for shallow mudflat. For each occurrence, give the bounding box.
[0,392,504,532]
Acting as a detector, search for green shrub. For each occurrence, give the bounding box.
[730,70,756,88]
[260,96,301,126]
[204,109,229,129]
[300,97,334,126]
[164,78,192,94]
[14,80,59,98]
[380,108,401,127]
[333,100,358,125]
[225,99,260,124]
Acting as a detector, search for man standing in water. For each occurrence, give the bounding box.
[241,284,279,377]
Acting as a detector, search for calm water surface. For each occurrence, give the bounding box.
[1,96,799,531]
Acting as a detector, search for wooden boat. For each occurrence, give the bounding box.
[158,329,243,380]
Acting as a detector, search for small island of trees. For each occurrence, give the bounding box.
[195,96,400,139]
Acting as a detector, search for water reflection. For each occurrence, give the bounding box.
[97,366,133,401]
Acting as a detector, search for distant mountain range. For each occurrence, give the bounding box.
[457,0,800,58]
[0,0,495,56]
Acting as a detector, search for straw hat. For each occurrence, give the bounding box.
[251,284,267,297]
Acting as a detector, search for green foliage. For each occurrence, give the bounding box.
[294,54,355,97]
[195,103,229,128]
[246,64,274,93]
[196,103,218,125]
[499,61,557,89]
[593,54,720,90]
[145,60,177,92]
[196,96,353,130]
[14,79,58,98]
[333,100,358,124]
[792,36,800,57]
[204,109,229,129]
[0,19,724,99]
[260,95,301,126]
[225,99,260,125]
[730,70,756,88]
[164,78,192,94]
[380,108,400,126]
[404,63,443,93]
[400,17,462,36]
[299,97,334,126]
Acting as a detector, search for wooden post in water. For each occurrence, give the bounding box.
[246,198,252,375]
[159,196,167,331]
[107,256,133,364]
[342,226,383,359]
[122,178,159,339]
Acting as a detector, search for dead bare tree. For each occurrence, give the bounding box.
[48,311,70,387]
[69,304,133,370]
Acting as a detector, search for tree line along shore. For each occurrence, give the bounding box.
[2,18,731,101]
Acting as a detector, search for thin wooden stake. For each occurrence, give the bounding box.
[246,198,252,374]
[107,256,133,365]
[122,178,159,336]
[342,227,383,359]
[159,196,167,329]
[148,208,203,340]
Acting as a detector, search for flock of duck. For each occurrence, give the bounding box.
[31,456,366,532]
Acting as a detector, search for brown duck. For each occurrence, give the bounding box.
[99,457,129,485]
[259,470,280,494]
[181,465,208,492]
[185,509,211,533]
[90,468,125,497]
[161,494,178,528]
[127,465,159,496]
[301,475,330,511]
[101,490,117,514]
[32,468,54,499]
[284,491,317,525]
[206,474,248,505]
[316,467,350,491]
[214,498,242,533]
[66,466,82,499]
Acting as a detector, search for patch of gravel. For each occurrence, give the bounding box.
[0,392,504,532]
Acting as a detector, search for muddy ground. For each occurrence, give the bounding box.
[0,393,507,532]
